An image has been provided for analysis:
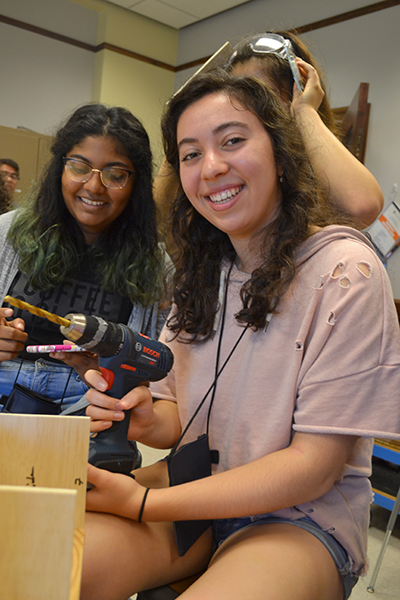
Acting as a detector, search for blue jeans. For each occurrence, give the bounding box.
[213,515,358,600]
[0,358,89,411]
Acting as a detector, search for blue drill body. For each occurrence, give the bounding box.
[61,314,173,475]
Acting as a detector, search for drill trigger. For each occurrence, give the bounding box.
[99,367,115,390]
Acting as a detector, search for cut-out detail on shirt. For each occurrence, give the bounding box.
[339,276,351,289]
[326,527,336,534]
[327,311,337,325]
[357,261,373,278]
[295,340,303,350]
[331,262,345,278]
[315,275,324,290]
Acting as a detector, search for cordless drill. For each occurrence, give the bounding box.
[60,314,173,475]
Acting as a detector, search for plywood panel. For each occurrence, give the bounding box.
[0,414,90,599]
[0,413,90,528]
[0,485,76,600]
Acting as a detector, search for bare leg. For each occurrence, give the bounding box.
[80,512,212,600]
[81,461,212,600]
[179,523,345,600]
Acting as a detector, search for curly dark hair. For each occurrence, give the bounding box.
[9,104,163,304]
[162,70,346,341]
[227,30,339,136]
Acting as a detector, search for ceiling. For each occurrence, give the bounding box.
[106,0,253,29]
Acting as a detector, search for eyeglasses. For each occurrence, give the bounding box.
[0,170,19,181]
[63,158,134,190]
[229,33,304,92]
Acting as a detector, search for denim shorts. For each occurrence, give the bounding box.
[213,515,358,600]
[0,358,89,411]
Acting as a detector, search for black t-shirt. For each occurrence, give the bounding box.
[6,263,133,361]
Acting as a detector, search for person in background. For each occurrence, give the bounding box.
[0,158,20,203]
[154,31,383,241]
[0,177,10,215]
[0,104,170,412]
[80,72,400,600]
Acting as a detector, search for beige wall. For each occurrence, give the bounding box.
[95,0,177,63]
[93,49,175,165]
[74,0,179,166]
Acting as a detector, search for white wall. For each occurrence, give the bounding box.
[0,0,98,44]
[176,0,400,294]
[176,0,376,64]
[0,0,97,135]
[0,23,96,135]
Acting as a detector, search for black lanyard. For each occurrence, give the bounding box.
[169,261,248,457]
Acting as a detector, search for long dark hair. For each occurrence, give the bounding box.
[162,70,345,341]
[227,30,339,136]
[9,104,163,304]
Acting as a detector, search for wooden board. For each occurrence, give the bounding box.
[0,485,77,600]
[0,414,90,598]
[0,413,90,528]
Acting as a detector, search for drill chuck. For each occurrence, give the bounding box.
[61,314,124,357]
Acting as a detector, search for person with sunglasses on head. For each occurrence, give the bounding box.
[227,31,383,226]
[0,104,171,413]
[154,31,383,238]
[80,72,400,600]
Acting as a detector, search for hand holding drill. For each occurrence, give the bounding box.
[60,314,174,475]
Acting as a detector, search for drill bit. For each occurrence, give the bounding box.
[3,295,71,327]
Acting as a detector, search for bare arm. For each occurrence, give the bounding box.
[293,59,383,226]
[86,428,358,522]
[141,431,358,521]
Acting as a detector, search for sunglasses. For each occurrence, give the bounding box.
[229,33,304,92]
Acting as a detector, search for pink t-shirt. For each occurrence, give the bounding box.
[151,226,400,575]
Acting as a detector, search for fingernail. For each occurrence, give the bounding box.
[116,401,129,410]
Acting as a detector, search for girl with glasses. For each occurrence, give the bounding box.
[0,104,171,415]
[80,72,400,600]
